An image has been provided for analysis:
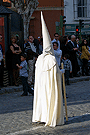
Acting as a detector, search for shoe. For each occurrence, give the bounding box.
[28,85,34,96]
[21,93,28,96]
[32,92,34,96]
[30,92,34,96]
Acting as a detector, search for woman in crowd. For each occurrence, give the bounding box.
[10,35,22,86]
[81,39,90,76]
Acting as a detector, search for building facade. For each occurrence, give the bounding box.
[29,0,64,39]
[64,0,90,36]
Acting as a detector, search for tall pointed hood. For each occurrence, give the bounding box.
[41,11,54,57]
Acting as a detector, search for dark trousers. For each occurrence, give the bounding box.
[8,69,13,86]
[65,70,70,84]
[21,76,34,95]
[71,58,79,76]
[82,58,88,75]
[13,69,19,85]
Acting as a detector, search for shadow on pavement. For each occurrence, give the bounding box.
[65,114,90,124]
[0,93,34,114]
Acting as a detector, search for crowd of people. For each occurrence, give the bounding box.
[0,32,90,92]
[52,33,90,84]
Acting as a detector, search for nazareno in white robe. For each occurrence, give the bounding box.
[32,54,64,127]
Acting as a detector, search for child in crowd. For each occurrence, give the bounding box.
[62,54,72,85]
[16,53,34,96]
[53,42,62,68]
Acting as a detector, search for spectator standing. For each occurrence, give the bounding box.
[52,33,60,50]
[38,38,43,55]
[61,36,68,57]
[76,38,80,48]
[53,42,62,67]
[10,35,22,86]
[0,34,4,89]
[25,36,38,87]
[16,54,34,96]
[81,39,90,76]
[24,39,28,49]
[38,37,41,44]
[6,45,13,86]
[67,35,79,77]
[62,54,72,85]
[33,37,39,54]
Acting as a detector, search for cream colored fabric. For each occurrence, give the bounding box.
[32,11,64,127]
[32,54,64,127]
[41,11,54,57]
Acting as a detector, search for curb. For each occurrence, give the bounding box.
[0,76,90,95]
[0,85,23,95]
[69,76,90,83]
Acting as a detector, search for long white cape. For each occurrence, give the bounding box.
[32,54,64,127]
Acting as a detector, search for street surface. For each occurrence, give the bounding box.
[0,80,90,135]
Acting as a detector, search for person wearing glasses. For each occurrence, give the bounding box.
[25,36,38,89]
[52,33,60,50]
[0,34,4,89]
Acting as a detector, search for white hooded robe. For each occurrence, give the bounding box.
[32,12,64,127]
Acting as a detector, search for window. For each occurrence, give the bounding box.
[77,0,87,17]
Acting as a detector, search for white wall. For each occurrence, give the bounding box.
[64,0,90,24]
[64,0,74,24]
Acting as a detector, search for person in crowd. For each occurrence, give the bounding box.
[0,34,4,89]
[52,33,60,50]
[25,36,38,88]
[59,36,63,50]
[16,53,34,96]
[67,35,80,77]
[62,54,72,85]
[16,34,19,45]
[32,12,64,127]
[61,36,68,57]
[53,42,62,68]
[38,36,41,44]
[24,39,28,49]
[81,39,90,76]
[6,45,13,86]
[10,35,22,86]
[76,38,80,48]
[33,37,39,54]
[38,37,43,55]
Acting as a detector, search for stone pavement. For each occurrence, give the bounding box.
[0,76,90,95]
[0,78,90,135]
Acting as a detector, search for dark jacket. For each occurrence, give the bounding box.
[66,41,77,61]
[25,43,38,60]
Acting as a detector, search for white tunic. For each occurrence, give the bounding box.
[32,54,64,127]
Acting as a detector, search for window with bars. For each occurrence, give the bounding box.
[77,0,87,17]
